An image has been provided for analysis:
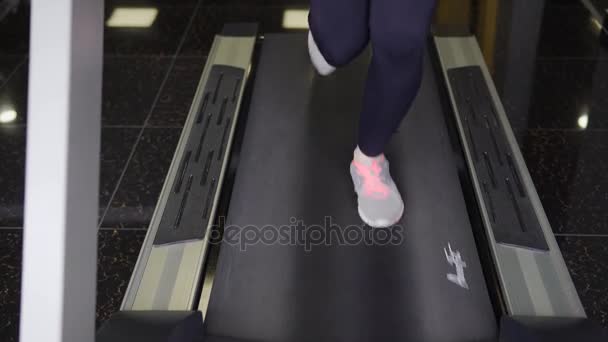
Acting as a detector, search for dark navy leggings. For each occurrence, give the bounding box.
[309,0,437,156]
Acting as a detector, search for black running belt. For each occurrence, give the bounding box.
[205,34,497,342]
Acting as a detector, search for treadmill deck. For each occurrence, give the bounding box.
[205,34,497,342]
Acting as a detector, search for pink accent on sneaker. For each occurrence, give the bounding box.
[352,159,390,199]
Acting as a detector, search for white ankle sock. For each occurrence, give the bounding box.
[354,146,383,165]
[308,31,336,76]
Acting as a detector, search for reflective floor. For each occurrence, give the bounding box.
[1,0,607,340]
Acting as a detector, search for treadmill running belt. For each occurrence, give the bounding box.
[205,34,497,342]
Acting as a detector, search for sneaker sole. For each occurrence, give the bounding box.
[357,202,404,228]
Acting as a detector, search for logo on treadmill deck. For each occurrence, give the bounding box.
[444,243,469,289]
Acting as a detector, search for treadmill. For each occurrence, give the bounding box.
[96,24,607,342]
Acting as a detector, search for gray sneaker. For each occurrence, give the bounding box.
[350,155,404,227]
[308,31,336,76]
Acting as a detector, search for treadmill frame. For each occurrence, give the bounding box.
[118,25,585,322]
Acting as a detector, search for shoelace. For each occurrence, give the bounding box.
[353,159,390,199]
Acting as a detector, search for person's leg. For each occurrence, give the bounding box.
[358,0,437,156]
[308,0,370,75]
[351,0,437,227]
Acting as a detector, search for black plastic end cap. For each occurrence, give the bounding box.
[499,315,608,342]
[96,310,204,342]
[221,23,259,37]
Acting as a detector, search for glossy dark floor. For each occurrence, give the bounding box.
[0,0,607,341]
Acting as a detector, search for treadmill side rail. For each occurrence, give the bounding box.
[120,26,257,311]
[154,65,245,246]
[447,66,548,252]
[434,36,585,317]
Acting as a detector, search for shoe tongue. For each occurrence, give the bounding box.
[354,147,385,166]
[355,154,384,167]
